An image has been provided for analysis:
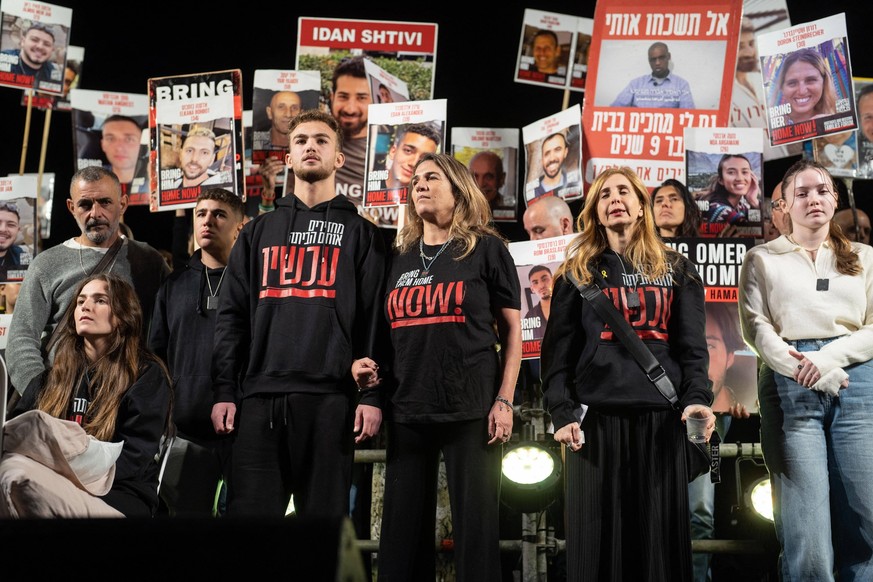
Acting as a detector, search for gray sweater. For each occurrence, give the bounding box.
[7,237,169,394]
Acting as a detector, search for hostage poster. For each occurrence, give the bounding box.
[581,0,743,190]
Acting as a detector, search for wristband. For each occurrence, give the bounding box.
[258,204,275,213]
[495,396,512,408]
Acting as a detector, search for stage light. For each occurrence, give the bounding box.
[500,438,562,514]
[745,476,773,522]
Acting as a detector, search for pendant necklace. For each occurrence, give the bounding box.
[206,267,228,310]
[420,237,452,275]
[613,250,640,309]
[787,235,829,291]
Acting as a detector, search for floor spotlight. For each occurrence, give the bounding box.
[500,426,562,514]
[745,476,773,522]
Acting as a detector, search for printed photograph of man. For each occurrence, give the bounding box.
[0,201,29,269]
[468,150,507,212]
[0,21,62,87]
[262,90,301,150]
[100,115,144,186]
[173,127,224,189]
[385,123,441,191]
[611,41,695,108]
[524,264,553,341]
[533,132,569,198]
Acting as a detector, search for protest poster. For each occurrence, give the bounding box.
[296,17,438,229]
[515,9,583,92]
[148,69,245,211]
[685,126,764,238]
[363,99,446,216]
[570,16,594,92]
[20,43,81,111]
[582,0,743,190]
[9,171,53,240]
[508,233,574,360]
[363,58,409,105]
[804,130,858,178]
[451,127,519,223]
[758,13,857,147]
[0,0,70,95]
[251,69,320,193]
[854,77,873,179]
[70,88,150,205]
[0,174,37,283]
[730,0,802,161]
[666,237,757,413]
[522,104,583,206]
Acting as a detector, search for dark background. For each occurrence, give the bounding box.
[1,1,870,254]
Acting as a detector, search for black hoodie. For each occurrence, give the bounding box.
[212,194,388,407]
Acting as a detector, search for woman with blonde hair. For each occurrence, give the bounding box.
[541,166,714,581]
[374,152,521,580]
[3,273,172,518]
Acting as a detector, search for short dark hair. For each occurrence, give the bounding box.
[288,109,344,153]
[528,264,552,280]
[197,188,245,221]
[0,202,20,220]
[70,166,121,197]
[332,55,367,92]
[533,29,558,47]
[24,22,55,42]
[394,123,441,148]
[858,84,873,102]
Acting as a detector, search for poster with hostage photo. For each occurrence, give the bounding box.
[70,89,150,205]
[758,13,857,147]
[684,126,763,238]
[0,175,38,284]
[0,0,71,95]
[148,69,245,211]
[296,17,437,229]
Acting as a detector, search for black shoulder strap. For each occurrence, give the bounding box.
[566,270,679,408]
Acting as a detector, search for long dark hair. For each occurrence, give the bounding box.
[652,178,700,238]
[37,273,172,441]
[701,154,753,206]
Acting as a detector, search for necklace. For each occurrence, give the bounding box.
[612,250,640,309]
[78,243,119,276]
[419,237,452,275]
[205,266,228,310]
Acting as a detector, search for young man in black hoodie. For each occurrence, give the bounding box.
[211,109,388,518]
[149,188,245,515]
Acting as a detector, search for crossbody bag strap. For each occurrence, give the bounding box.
[44,236,125,356]
[566,271,680,408]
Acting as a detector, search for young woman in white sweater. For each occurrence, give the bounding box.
[739,158,873,581]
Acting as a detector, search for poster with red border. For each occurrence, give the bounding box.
[514,9,580,92]
[856,77,873,179]
[148,69,244,211]
[0,0,70,95]
[70,88,150,205]
[363,98,446,214]
[581,0,743,191]
[296,17,437,230]
[251,69,320,191]
[685,126,764,238]
[509,233,575,360]
[667,237,757,413]
[450,127,519,223]
[758,13,857,147]
[20,43,81,111]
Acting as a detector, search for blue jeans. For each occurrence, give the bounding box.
[689,416,730,582]
[759,338,873,581]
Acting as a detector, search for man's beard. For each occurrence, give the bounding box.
[736,57,758,73]
[83,219,116,244]
[296,165,332,183]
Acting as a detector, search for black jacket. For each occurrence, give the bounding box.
[149,249,230,442]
